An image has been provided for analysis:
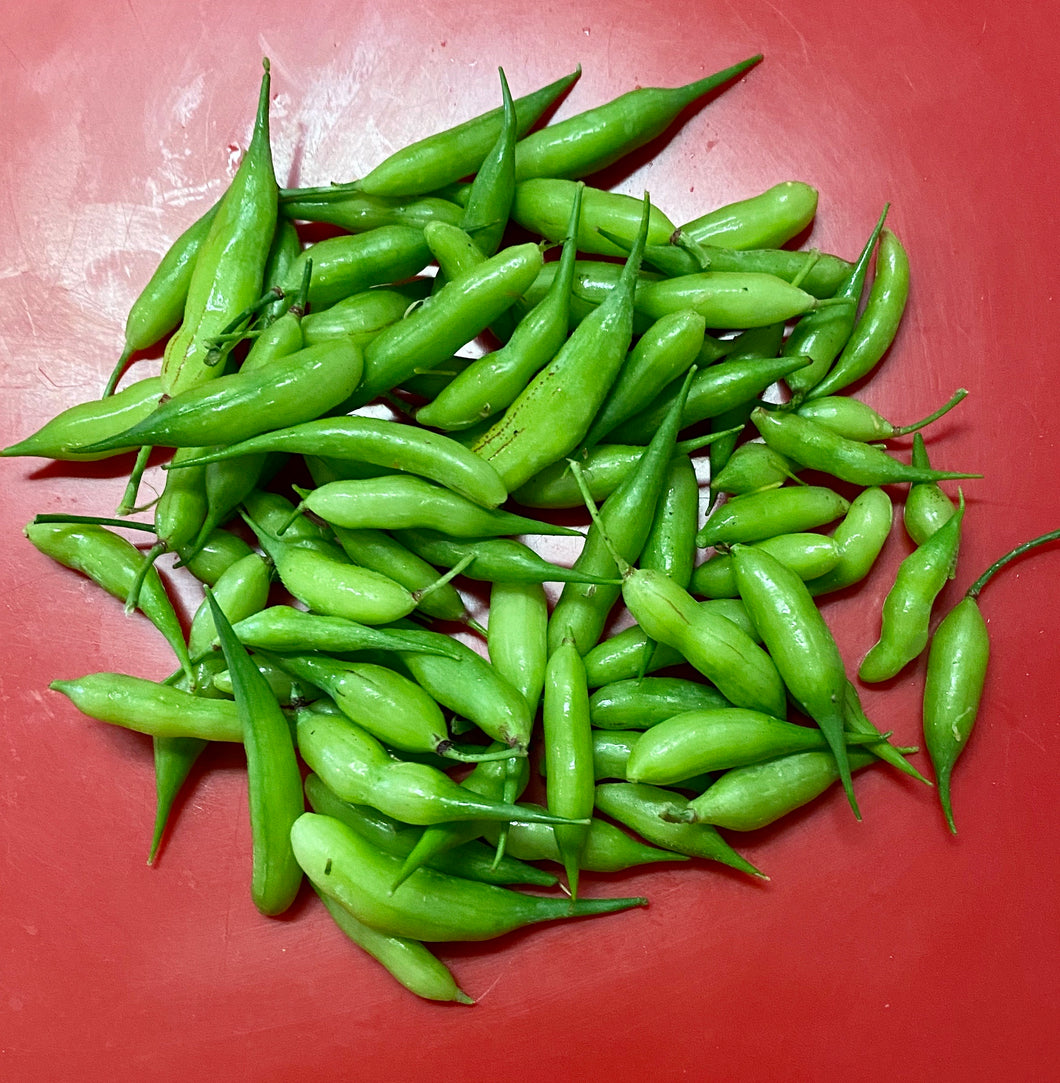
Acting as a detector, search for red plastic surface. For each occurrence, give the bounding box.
[3,2,1059,1080]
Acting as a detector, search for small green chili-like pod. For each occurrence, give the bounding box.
[805,486,894,597]
[730,543,860,816]
[542,633,596,900]
[859,496,966,683]
[512,55,760,182]
[316,889,474,1004]
[357,66,581,197]
[291,812,648,942]
[904,433,958,546]
[3,377,165,461]
[625,707,880,785]
[805,227,911,401]
[677,181,819,250]
[593,782,764,877]
[162,60,277,396]
[589,676,731,731]
[673,749,878,830]
[206,591,304,917]
[472,196,649,491]
[295,711,579,828]
[691,533,840,599]
[750,407,982,488]
[696,485,850,548]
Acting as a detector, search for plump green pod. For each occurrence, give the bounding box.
[590,676,730,730]
[305,772,554,890]
[351,242,545,404]
[795,389,968,443]
[262,652,454,758]
[299,288,414,345]
[187,552,272,657]
[859,500,965,683]
[257,217,304,328]
[291,812,647,941]
[49,673,243,741]
[806,227,910,400]
[545,367,698,658]
[594,782,764,876]
[3,378,165,460]
[162,62,277,396]
[580,597,759,687]
[488,580,549,717]
[806,486,894,597]
[708,441,800,496]
[751,407,981,488]
[511,179,675,256]
[513,56,760,181]
[922,596,989,834]
[626,707,871,784]
[697,485,850,548]
[730,543,861,814]
[25,520,193,680]
[610,353,813,445]
[330,524,466,624]
[542,634,595,898]
[295,712,578,828]
[583,310,708,447]
[80,340,365,455]
[316,890,474,1004]
[178,528,256,586]
[678,181,819,250]
[301,475,578,538]
[227,607,458,658]
[784,206,887,398]
[483,810,686,872]
[653,241,852,298]
[680,749,877,830]
[254,520,422,625]
[634,271,820,330]
[904,433,958,546]
[471,200,648,491]
[692,532,840,598]
[280,226,432,310]
[358,66,581,196]
[172,415,508,509]
[391,628,534,753]
[207,592,304,917]
[456,67,518,257]
[639,453,701,590]
[622,567,787,718]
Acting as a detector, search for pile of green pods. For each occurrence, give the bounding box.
[7,54,1057,1005]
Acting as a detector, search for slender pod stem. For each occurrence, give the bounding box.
[32,514,158,533]
[966,528,1060,599]
[888,388,969,436]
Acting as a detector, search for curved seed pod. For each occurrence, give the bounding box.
[730,543,861,815]
[291,812,648,942]
[677,181,819,250]
[513,56,761,181]
[676,749,878,830]
[859,498,966,683]
[594,782,764,876]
